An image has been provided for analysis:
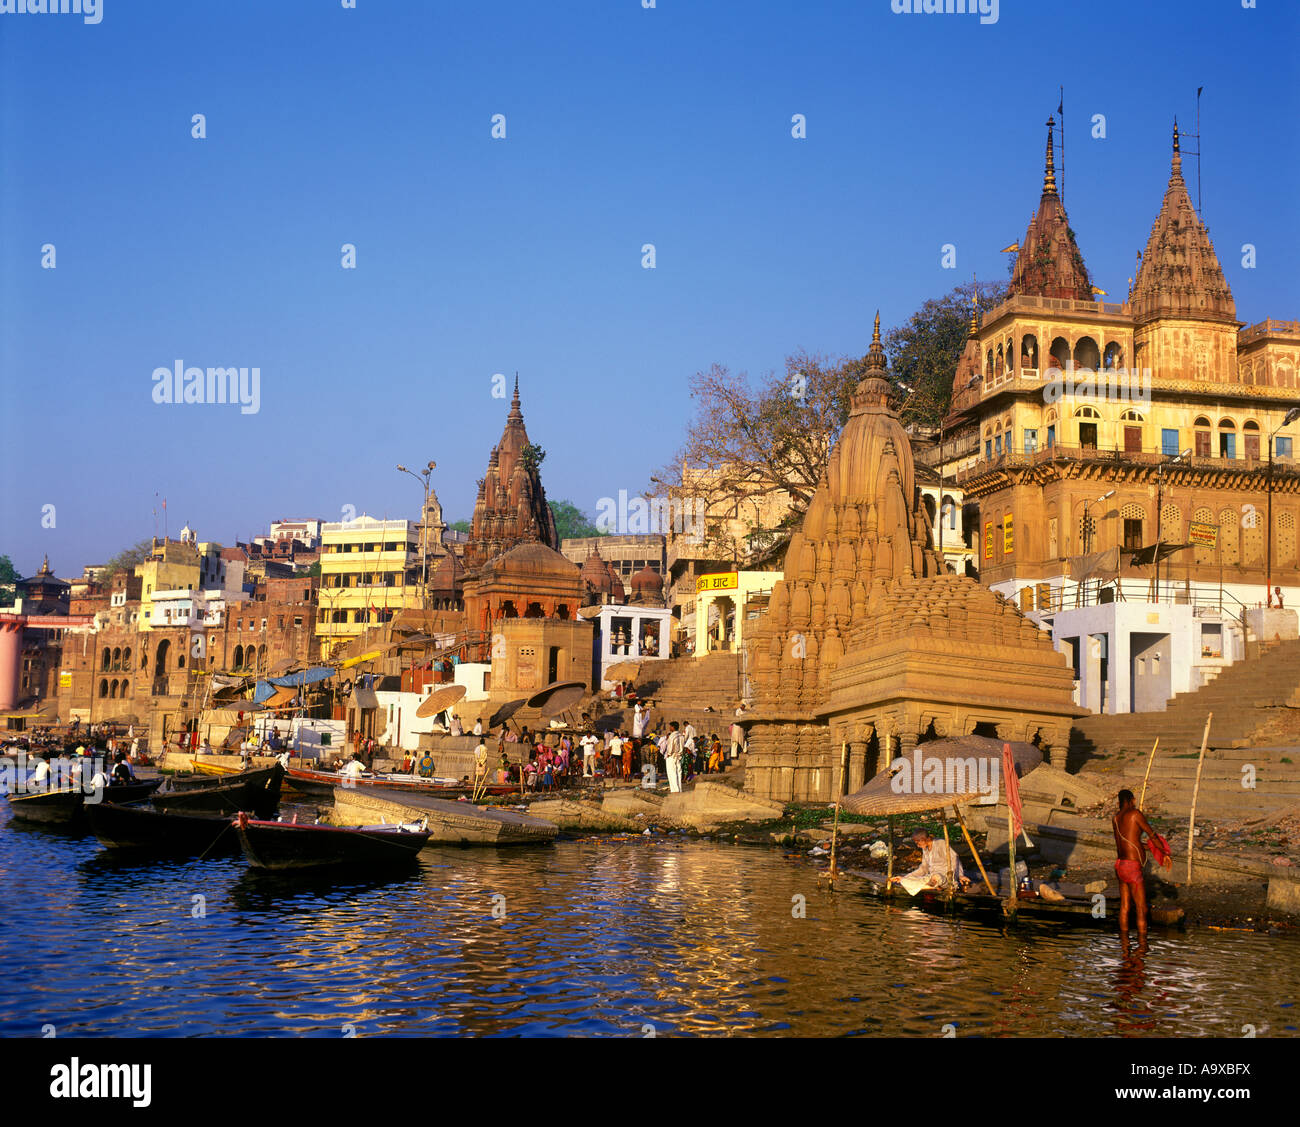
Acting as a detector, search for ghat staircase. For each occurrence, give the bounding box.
[587,652,745,740]
[1071,639,1300,817]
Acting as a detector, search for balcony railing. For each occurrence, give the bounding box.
[958,442,1290,482]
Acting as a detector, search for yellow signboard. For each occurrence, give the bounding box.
[59,672,72,688]
[1003,514,1014,555]
[696,572,739,594]
[984,522,994,560]
[1188,521,1218,547]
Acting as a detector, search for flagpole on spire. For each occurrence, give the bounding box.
[1056,88,1065,202]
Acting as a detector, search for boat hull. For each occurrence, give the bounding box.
[285,767,516,800]
[235,813,430,871]
[164,764,281,793]
[152,765,284,818]
[86,802,239,856]
[5,780,163,826]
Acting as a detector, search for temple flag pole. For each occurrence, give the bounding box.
[955,805,995,897]
[1186,713,1212,885]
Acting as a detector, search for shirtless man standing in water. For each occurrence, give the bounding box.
[1113,788,1158,936]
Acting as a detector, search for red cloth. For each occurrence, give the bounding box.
[1002,743,1022,838]
[1149,833,1172,870]
[1114,858,1143,887]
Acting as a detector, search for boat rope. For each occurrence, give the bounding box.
[196,820,234,861]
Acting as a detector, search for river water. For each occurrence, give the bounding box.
[2,811,1297,1037]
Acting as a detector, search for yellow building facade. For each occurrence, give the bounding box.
[316,516,423,656]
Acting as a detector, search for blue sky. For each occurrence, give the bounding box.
[2,0,1297,576]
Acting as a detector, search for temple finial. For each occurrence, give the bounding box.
[865,310,887,373]
[1043,116,1058,197]
[969,276,980,338]
[872,310,881,347]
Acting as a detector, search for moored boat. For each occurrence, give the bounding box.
[5,780,163,826]
[163,763,282,793]
[285,765,516,800]
[152,764,284,818]
[234,811,431,870]
[86,801,239,856]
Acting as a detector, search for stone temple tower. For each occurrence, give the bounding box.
[744,312,1080,802]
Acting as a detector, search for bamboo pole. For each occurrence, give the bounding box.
[1186,713,1213,885]
[885,815,895,896]
[826,741,848,888]
[954,805,995,897]
[940,814,954,903]
[1138,737,1160,810]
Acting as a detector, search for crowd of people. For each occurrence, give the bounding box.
[463,712,736,795]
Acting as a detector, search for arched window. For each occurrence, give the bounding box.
[1160,503,1182,541]
[1073,336,1100,372]
[102,647,111,671]
[1193,416,1212,457]
[1243,419,1261,460]
[1218,508,1240,566]
[1044,408,1058,449]
[99,679,109,698]
[1119,409,1145,421]
[1120,502,1146,549]
[941,496,957,530]
[996,343,1005,379]
[1278,511,1297,567]
[1103,341,1124,370]
[120,680,129,697]
[233,644,244,670]
[1021,334,1039,373]
[1049,336,1070,372]
[122,647,131,670]
[1119,409,1144,452]
[986,349,994,381]
[1218,418,1237,460]
[109,679,119,699]
[1075,405,1100,449]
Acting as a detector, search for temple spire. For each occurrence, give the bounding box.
[1171,118,1183,181]
[867,310,885,370]
[968,277,980,339]
[1043,116,1058,197]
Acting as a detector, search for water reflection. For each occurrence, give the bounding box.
[0,813,1296,1037]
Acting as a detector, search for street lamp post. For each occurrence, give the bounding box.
[397,461,437,610]
[1266,408,1300,606]
[1154,449,1192,603]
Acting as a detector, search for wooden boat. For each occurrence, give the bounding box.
[151,764,284,818]
[164,764,281,793]
[285,766,517,800]
[86,801,239,856]
[5,780,163,826]
[234,811,431,871]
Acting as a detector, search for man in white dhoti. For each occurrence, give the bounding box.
[730,705,748,760]
[632,702,647,739]
[663,722,686,793]
[890,828,969,892]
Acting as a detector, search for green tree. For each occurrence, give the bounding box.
[449,519,472,534]
[521,443,546,475]
[884,279,1007,427]
[0,555,18,606]
[550,500,604,541]
[103,538,154,579]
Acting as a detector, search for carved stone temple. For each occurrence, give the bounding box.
[743,315,1082,803]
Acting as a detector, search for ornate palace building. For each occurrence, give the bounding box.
[943,120,1300,619]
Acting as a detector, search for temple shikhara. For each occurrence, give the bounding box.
[743,316,1080,802]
